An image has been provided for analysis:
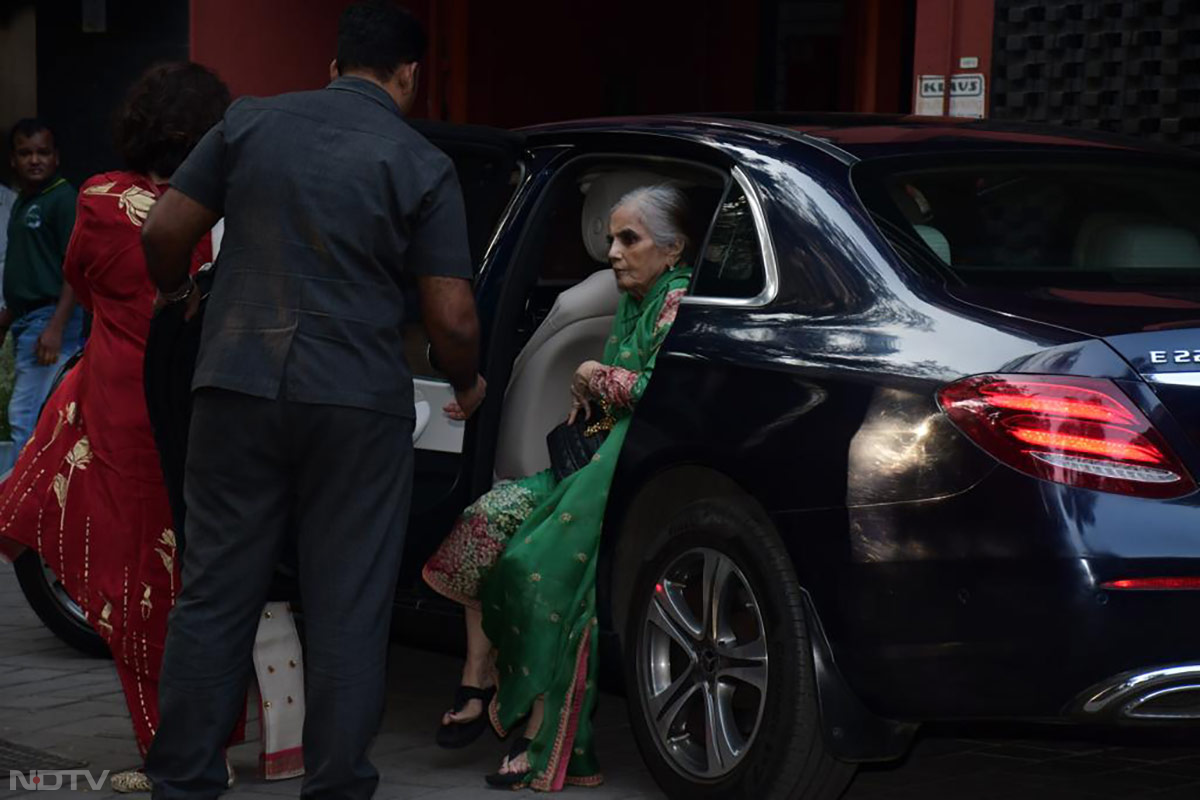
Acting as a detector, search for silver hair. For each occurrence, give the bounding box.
[612,184,690,252]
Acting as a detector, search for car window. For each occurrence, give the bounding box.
[856,157,1200,287]
[691,183,766,299]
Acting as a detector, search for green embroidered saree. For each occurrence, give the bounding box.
[478,264,692,790]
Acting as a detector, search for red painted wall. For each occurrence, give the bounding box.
[190,0,351,98]
[188,0,447,118]
[912,0,995,116]
[191,0,757,128]
[842,0,912,112]
[462,0,758,129]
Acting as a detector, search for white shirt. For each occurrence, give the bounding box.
[0,184,17,292]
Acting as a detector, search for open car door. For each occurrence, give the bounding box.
[397,122,526,525]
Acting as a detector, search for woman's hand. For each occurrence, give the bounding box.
[568,360,604,424]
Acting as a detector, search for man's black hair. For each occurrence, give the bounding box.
[9,118,53,151]
[337,1,427,80]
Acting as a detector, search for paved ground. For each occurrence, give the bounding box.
[2,563,1199,799]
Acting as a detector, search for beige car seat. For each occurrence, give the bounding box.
[1074,212,1200,270]
[493,171,665,479]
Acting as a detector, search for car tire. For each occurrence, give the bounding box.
[623,498,854,800]
[13,550,110,658]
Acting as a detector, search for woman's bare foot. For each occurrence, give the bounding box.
[498,697,544,775]
[442,654,494,725]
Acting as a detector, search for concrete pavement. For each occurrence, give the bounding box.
[3,563,1199,799]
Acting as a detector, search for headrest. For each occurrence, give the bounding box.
[913,224,951,264]
[547,268,620,324]
[580,170,669,263]
[888,182,933,224]
[1074,213,1200,269]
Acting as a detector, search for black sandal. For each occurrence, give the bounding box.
[485,736,532,789]
[436,685,497,749]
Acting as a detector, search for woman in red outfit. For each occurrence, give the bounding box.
[0,64,277,790]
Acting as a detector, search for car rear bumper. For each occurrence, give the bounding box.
[822,555,1200,723]
[774,466,1200,725]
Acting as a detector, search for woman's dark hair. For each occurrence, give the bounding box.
[114,62,230,178]
[337,1,426,79]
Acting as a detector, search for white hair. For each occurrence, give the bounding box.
[612,184,690,252]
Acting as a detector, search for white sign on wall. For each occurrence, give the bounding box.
[913,72,987,118]
[915,74,945,115]
[947,72,986,118]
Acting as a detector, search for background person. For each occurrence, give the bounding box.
[141,3,485,798]
[1,119,83,463]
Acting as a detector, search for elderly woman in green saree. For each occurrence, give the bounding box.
[422,183,693,790]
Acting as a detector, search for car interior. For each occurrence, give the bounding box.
[881,166,1200,285]
[493,162,724,479]
[397,154,725,592]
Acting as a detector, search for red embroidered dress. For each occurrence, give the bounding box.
[0,171,208,755]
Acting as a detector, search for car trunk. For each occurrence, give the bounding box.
[948,285,1200,455]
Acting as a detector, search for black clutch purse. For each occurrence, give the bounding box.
[546,404,615,481]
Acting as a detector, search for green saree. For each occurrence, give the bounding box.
[467,264,690,790]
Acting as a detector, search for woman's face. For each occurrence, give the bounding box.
[607,203,682,298]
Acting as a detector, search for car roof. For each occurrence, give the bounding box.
[521,112,1197,163]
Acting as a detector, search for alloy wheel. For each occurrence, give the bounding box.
[639,546,768,780]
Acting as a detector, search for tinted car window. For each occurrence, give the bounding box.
[856,158,1200,287]
[692,183,766,299]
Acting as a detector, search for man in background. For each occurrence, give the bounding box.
[2,119,82,460]
[142,3,485,798]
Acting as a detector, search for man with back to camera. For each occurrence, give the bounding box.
[141,2,486,798]
[2,120,84,465]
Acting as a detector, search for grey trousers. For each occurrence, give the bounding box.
[147,389,414,800]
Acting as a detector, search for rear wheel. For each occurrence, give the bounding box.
[623,498,854,799]
[13,550,109,658]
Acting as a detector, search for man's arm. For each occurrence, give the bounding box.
[34,283,77,365]
[143,189,219,316]
[418,275,485,420]
[407,157,485,420]
[33,188,79,364]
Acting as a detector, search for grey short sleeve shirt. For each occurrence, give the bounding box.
[170,76,472,417]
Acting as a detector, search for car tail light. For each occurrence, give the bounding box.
[938,375,1196,499]
[1101,577,1200,590]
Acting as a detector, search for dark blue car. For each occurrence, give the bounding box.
[384,113,1200,799]
[25,113,1200,800]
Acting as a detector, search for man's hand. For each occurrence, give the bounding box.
[0,307,14,348]
[35,322,63,365]
[417,275,481,396]
[444,374,486,421]
[153,282,203,321]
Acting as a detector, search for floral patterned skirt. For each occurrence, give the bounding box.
[422,472,556,608]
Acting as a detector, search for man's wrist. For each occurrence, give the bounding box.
[159,275,196,304]
[450,372,480,394]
